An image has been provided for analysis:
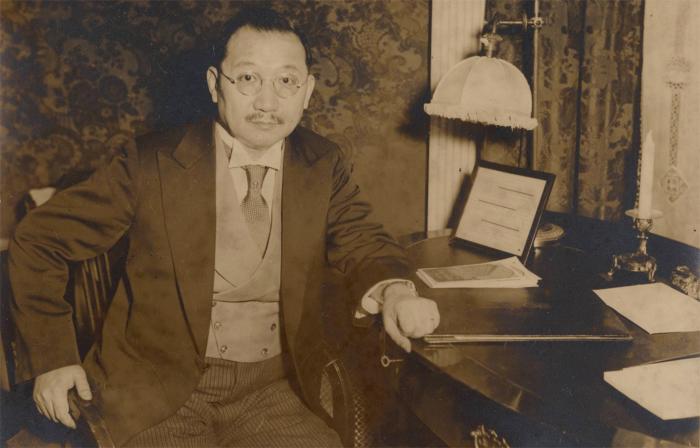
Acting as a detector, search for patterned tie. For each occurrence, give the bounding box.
[241,165,270,252]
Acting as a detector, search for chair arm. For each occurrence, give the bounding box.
[320,356,371,448]
[68,389,115,448]
[300,343,373,448]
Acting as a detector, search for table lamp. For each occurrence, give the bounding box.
[424,34,537,130]
[424,7,563,247]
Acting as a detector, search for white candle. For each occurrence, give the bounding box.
[637,130,655,219]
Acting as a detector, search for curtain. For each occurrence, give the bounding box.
[485,0,644,221]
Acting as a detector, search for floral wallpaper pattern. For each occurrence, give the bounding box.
[0,0,429,237]
[486,0,643,220]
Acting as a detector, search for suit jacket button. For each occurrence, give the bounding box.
[270,323,277,331]
[214,322,222,330]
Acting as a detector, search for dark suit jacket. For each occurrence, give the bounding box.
[9,120,410,445]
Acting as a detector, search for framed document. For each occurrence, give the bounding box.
[453,161,555,262]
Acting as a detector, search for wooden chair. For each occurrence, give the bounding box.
[2,191,375,447]
[1,248,117,448]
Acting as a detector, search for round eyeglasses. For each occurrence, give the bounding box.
[218,70,308,99]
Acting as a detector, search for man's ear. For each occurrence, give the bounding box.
[302,74,315,109]
[206,67,219,103]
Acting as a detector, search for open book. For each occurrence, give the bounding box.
[417,257,541,289]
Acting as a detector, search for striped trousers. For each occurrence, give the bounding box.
[125,355,341,447]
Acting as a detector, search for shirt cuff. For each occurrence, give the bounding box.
[354,279,417,318]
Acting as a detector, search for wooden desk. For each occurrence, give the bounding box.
[394,232,700,447]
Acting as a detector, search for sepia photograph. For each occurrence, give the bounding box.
[0,0,698,447]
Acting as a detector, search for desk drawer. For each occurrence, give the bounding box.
[396,359,613,447]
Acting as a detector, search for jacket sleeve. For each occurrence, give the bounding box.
[325,152,412,309]
[9,146,138,381]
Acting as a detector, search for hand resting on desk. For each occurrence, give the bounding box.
[382,282,440,352]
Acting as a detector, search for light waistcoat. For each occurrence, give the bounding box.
[205,126,283,362]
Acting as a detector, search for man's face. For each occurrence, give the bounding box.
[207,26,315,150]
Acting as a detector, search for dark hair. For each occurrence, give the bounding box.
[211,7,312,69]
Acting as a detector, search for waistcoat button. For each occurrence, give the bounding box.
[270,323,277,331]
[261,348,268,356]
[220,345,228,353]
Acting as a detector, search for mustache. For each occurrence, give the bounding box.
[246,113,283,125]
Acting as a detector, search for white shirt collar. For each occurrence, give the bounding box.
[215,122,283,170]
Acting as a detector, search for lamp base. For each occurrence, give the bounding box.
[534,222,565,247]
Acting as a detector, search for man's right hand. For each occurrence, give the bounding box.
[33,365,92,429]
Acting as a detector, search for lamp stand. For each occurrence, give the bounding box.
[485,1,564,248]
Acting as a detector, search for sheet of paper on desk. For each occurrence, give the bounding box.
[594,283,700,333]
[604,357,700,420]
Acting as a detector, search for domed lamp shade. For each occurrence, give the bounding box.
[424,56,537,130]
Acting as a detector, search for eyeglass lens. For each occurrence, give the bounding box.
[224,72,303,98]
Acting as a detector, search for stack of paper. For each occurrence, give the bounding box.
[604,357,700,420]
[417,256,541,288]
[594,283,700,334]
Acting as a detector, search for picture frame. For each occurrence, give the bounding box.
[451,161,555,263]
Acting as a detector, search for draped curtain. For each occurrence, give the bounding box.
[485,0,644,221]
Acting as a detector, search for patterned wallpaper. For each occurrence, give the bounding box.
[0,0,429,238]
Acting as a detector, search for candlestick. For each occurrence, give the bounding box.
[637,131,655,219]
[606,209,662,282]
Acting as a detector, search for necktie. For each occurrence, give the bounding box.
[241,165,270,253]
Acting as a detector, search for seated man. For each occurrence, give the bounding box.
[9,7,440,447]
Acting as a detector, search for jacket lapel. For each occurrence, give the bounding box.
[158,120,216,355]
[280,131,331,348]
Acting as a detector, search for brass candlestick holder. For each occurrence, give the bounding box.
[606,209,663,282]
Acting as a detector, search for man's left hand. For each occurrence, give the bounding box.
[382,291,440,353]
